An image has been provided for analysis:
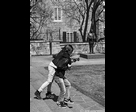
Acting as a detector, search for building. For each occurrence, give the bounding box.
[30,0,105,42]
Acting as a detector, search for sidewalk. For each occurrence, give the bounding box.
[30,56,105,112]
[30,55,105,67]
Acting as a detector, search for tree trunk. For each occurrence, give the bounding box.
[90,14,97,40]
[78,16,85,42]
[78,28,83,40]
[89,0,101,42]
[83,11,89,42]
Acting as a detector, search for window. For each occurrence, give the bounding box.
[66,33,74,42]
[54,7,62,22]
[58,8,61,20]
[55,8,58,20]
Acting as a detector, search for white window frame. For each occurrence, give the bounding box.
[54,7,62,22]
[66,32,74,42]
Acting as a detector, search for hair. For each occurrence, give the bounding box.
[62,44,74,55]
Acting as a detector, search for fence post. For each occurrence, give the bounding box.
[49,41,52,55]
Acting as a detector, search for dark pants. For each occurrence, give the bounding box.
[89,43,94,54]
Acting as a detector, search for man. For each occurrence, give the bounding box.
[87,32,95,54]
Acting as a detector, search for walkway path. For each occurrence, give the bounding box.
[30,56,105,112]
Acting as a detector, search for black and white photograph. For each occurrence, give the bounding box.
[30,0,105,112]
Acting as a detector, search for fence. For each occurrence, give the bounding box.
[30,41,105,56]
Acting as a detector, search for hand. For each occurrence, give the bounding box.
[68,64,71,67]
[67,64,71,70]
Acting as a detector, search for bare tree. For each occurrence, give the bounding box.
[58,0,94,42]
[30,0,53,40]
[58,0,105,42]
[90,0,105,41]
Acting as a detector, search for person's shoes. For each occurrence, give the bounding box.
[57,101,67,108]
[45,91,53,98]
[64,98,74,104]
[34,90,42,99]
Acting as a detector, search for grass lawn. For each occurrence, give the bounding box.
[66,64,105,107]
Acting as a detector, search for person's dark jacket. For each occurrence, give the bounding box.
[52,50,71,71]
[55,69,66,79]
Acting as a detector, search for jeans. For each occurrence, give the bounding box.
[54,76,71,102]
[38,63,56,92]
